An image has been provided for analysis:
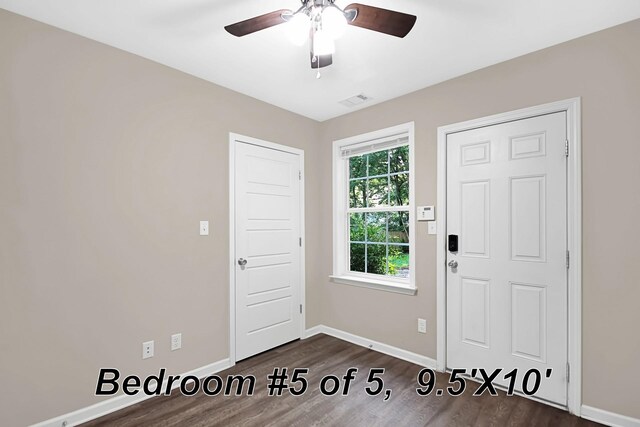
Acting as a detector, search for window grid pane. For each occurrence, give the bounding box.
[347,145,410,278]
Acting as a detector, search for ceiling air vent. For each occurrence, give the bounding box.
[339,94,372,108]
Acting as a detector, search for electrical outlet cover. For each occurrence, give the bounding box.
[171,333,182,351]
[199,221,209,236]
[142,340,154,359]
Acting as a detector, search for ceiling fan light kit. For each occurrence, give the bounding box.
[225,0,417,73]
[318,4,348,39]
[313,30,335,56]
[287,12,311,46]
[282,1,349,59]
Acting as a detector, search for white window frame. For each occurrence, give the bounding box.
[330,122,416,295]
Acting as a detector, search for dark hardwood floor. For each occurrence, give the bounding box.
[84,334,599,426]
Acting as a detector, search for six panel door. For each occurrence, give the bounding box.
[446,112,568,405]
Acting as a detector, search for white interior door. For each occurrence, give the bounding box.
[446,112,568,405]
[234,140,302,361]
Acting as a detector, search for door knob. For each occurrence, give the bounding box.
[238,258,247,266]
[448,260,458,269]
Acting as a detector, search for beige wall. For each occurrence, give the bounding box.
[2,6,639,426]
[0,9,322,426]
[317,19,640,420]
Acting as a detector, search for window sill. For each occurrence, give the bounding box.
[329,275,417,296]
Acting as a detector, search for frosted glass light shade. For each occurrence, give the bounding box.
[287,13,310,46]
[322,6,347,39]
[313,29,335,56]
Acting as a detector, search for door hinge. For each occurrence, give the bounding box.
[299,170,302,180]
[299,304,303,314]
[566,250,570,269]
[566,363,570,382]
[565,139,569,157]
[299,237,302,247]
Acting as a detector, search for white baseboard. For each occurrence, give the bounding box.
[32,327,431,426]
[303,325,325,339]
[31,358,232,427]
[582,405,640,427]
[309,326,640,427]
[33,335,638,427]
[305,324,437,369]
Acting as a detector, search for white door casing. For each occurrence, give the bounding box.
[445,112,567,405]
[437,99,582,414]
[230,135,304,362]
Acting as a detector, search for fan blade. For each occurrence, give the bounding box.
[310,53,333,69]
[225,9,291,37]
[345,3,416,38]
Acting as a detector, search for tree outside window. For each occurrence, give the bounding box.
[347,146,410,278]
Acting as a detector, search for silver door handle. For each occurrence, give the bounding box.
[448,260,458,269]
[238,258,247,266]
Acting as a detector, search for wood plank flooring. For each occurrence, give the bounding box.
[84,334,599,426]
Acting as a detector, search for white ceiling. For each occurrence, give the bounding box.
[2,0,640,121]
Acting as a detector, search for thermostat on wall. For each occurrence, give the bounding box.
[417,206,435,221]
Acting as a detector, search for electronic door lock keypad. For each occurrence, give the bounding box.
[448,235,458,253]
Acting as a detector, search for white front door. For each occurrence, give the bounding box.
[234,140,302,361]
[446,112,568,405]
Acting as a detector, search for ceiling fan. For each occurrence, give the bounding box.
[225,1,417,75]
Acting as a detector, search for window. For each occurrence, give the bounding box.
[331,122,415,294]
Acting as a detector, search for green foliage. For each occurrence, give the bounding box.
[349,155,367,179]
[390,146,409,173]
[367,244,386,275]
[347,146,410,277]
[349,243,366,273]
[349,212,410,277]
[388,252,410,267]
[349,180,366,208]
[349,146,409,209]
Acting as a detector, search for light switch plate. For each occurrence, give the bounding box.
[199,221,209,236]
[417,206,435,221]
[418,318,427,333]
[428,221,437,235]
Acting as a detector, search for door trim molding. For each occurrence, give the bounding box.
[228,133,306,366]
[435,98,582,415]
